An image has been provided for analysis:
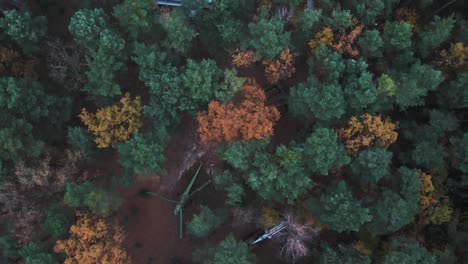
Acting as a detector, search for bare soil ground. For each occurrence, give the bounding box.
[117,116,289,263]
[118,177,289,264]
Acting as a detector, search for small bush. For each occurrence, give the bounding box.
[42,204,71,238]
[187,206,227,237]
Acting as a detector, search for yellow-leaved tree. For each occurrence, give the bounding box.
[80,93,143,148]
[308,27,334,53]
[418,170,437,211]
[54,211,131,264]
[436,42,467,71]
[337,114,398,155]
[417,170,453,225]
[231,48,257,68]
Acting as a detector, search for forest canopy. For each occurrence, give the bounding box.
[0,0,467,263]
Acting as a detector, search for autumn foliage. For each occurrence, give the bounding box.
[262,48,295,84]
[308,27,334,53]
[309,21,363,57]
[337,114,399,155]
[256,0,272,14]
[54,211,131,264]
[260,207,280,229]
[436,42,467,71]
[80,93,143,148]
[197,82,280,143]
[231,49,257,68]
[0,46,38,79]
[418,170,453,225]
[395,8,419,31]
[332,20,364,57]
[353,241,372,256]
[418,170,437,211]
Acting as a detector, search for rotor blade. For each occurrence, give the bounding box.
[146,192,179,204]
[433,0,458,14]
[188,180,211,199]
[182,163,203,197]
[179,209,183,239]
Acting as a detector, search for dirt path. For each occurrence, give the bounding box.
[119,178,193,264]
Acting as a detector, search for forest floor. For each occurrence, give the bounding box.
[116,116,294,263]
[117,175,288,264]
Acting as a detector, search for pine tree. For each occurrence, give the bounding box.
[160,10,198,55]
[350,0,384,25]
[350,145,393,185]
[326,9,353,32]
[288,77,346,122]
[42,204,71,238]
[310,45,346,82]
[113,0,157,39]
[383,21,412,51]
[367,167,421,236]
[213,170,244,205]
[64,182,121,214]
[117,132,167,176]
[319,243,371,264]
[0,10,47,54]
[182,59,222,109]
[187,206,226,237]
[193,234,255,264]
[302,128,350,176]
[68,9,109,51]
[383,237,437,264]
[394,62,443,110]
[450,133,468,174]
[418,16,455,58]
[132,43,184,126]
[306,181,372,232]
[19,242,58,264]
[358,29,383,58]
[343,59,378,112]
[248,16,291,60]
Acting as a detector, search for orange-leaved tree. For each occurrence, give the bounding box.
[80,93,143,148]
[262,48,295,84]
[332,19,363,58]
[231,48,257,68]
[197,82,280,143]
[395,7,419,31]
[0,46,38,79]
[353,241,372,256]
[54,211,131,264]
[337,114,398,155]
